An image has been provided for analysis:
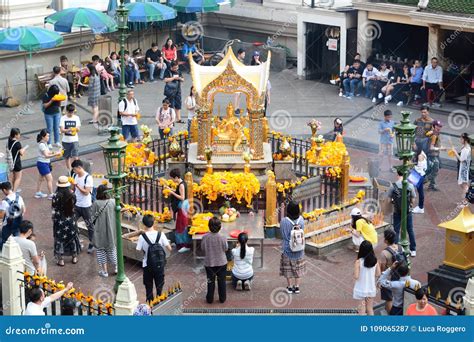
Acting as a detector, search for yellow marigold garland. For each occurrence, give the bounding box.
[306,141,349,166]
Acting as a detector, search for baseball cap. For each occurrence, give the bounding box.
[253,51,260,57]
[432,120,443,127]
[350,208,361,217]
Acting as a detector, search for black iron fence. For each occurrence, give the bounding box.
[123,175,171,213]
[146,135,189,177]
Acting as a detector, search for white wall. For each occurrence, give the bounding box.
[60,0,110,11]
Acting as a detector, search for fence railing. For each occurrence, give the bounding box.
[147,134,189,177]
[123,175,171,213]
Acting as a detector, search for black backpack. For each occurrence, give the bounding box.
[5,193,22,223]
[385,245,408,281]
[121,98,137,112]
[391,183,411,213]
[142,232,166,272]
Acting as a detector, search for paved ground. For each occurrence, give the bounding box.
[13,145,463,311]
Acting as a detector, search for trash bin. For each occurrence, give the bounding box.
[98,95,113,135]
[368,157,380,179]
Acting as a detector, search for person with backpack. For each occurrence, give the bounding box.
[0,181,25,249]
[280,200,305,294]
[201,216,228,304]
[155,98,176,139]
[353,240,380,315]
[92,185,117,277]
[136,214,172,302]
[164,168,191,253]
[71,160,94,254]
[348,208,378,251]
[6,128,27,192]
[379,261,420,315]
[231,232,254,291]
[387,169,417,257]
[379,229,405,314]
[118,89,140,142]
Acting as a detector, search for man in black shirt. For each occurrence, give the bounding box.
[163,62,184,123]
[146,43,167,82]
[342,61,363,99]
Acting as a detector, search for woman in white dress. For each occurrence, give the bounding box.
[452,133,471,198]
[353,240,380,315]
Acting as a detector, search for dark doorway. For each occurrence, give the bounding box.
[305,23,340,81]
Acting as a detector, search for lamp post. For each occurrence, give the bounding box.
[101,127,128,292]
[116,0,129,127]
[394,111,416,259]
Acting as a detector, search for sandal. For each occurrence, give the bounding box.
[72,256,78,264]
[57,259,65,267]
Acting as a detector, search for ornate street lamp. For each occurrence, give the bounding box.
[116,0,129,127]
[101,126,128,292]
[394,111,416,258]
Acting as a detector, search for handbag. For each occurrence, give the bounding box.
[408,168,422,187]
[164,81,178,98]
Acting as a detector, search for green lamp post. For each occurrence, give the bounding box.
[101,126,128,292]
[394,111,416,259]
[116,0,129,127]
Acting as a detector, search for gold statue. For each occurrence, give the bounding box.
[214,102,245,152]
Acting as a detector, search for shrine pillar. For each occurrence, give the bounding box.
[197,109,211,156]
[248,109,265,160]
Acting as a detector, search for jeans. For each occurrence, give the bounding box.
[393,211,416,251]
[343,78,361,96]
[0,216,22,250]
[122,125,139,140]
[125,67,135,85]
[417,176,425,209]
[427,156,440,188]
[411,82,422,99]
[147,62,166,81]
[205,265,227,304]
[159,127,173,140]
[44,113,61,144]
[74,206,93,243]
[365,79,377,98]
[134,69,141,82]
[231,274,253,289]
[143,266,165,301]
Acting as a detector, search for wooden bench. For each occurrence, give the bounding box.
[35,72,54,99]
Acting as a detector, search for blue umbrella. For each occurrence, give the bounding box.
[107,0,118,17]
[168,0,234,13]
[0,26,64,114]
[126,2,176,22]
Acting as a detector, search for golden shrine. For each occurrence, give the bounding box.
[187,48,273,179]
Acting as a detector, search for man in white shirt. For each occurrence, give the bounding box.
[136,214,172,302]
[118,90,140,142]
[421,57,444,107]
[24,282,73,315]
[0,181,25,250]
[48,66,70,110]
[60,103,81,172]
[14,220,43,274]
[362,62,379,102]
[71,160,94,253]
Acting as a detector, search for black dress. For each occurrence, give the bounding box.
[7,138,22,172]
[52,189,82,258]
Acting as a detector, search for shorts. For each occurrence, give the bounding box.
[121,125,139,140]
[168,92,182,110]
[37,161,52,176]
[379,143,393,156]
[62,141,79,159]
[380,286,393,301]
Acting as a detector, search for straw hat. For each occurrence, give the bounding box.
[56,175,71,188]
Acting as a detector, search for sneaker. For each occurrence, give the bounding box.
[47,194,54,200]
[422,102,430,107]
[396,101,404,106]
[410,250,417,257]
[330,79,337,85]
[99,270,109,278]
[178,247,191,253]
[243,280,251,291]
[286,287,293,294]
[378,93,383,99]
[236,280,243,291]
[293,286,300,294]
[15,188,22,193]
[412,206,424,214]
[339,91,343,97]
[87,244,94,254]
[346,96,353,100]
[432,102,441,108]
[372,97,376,103]
[355,93,361,97]
[428,186,440,192]
[385,95,392,102]
[114,267,118,275]
[34,192,47,199]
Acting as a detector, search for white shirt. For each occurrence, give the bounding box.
[1,192,25,224]
[185,96,196,120]
[118,98,140,126]
[231,246,254,279]
[363,67,379,80]
[74,173,93,208]
[37,142,50,164]
[24,297,51,315]
[60,115,81,143]
[136,230,170,267]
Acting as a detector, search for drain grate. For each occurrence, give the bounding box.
[183,308,358,315]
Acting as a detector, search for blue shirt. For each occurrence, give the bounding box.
[379,120,395,145]
[182,43,197,58]
[280,216,304,260]
[422,65,443,83]
[410,66,423,84]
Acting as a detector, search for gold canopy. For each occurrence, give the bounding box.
[438,206,474,233]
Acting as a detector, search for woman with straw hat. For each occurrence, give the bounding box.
[52,176,81,266]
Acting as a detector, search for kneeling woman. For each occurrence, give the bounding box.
[231,232,254,291]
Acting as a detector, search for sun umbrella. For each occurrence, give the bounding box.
[168,0,234,13]
[0,26,64,114]
[126,2,177,22]
[45,7,117,64]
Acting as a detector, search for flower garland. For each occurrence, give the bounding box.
[188,212,214,235]
[148,283,182,307]
[168,130,189,141]
[159,178,177,198]
[125,143,157,168]
[121,204,172,223]
[326,167,342,179]
[194,172,261,207]
[270,131,292,142]
[302,190,365,221]
[23,272,114,315]
[276,176,308,196]
[306,141,349,166]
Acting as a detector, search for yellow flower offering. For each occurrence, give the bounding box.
[306,141,349,166]
[163,127,171,135]
[52,94,67,102]
[136,113,141,120]
[125,143,157,167]
[447,149,456,158]
[67,176,75,185]
[70,127,77,136]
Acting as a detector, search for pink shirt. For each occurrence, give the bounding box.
[162,47,177,61]
[156,107,176,129]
